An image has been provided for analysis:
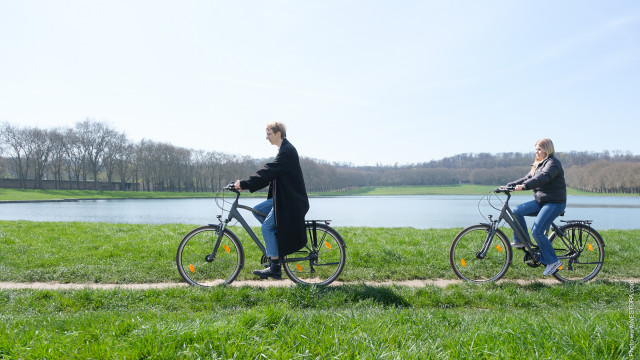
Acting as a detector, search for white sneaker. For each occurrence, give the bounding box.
[542,260,562,276]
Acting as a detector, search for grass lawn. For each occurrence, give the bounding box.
[0,221,637,358]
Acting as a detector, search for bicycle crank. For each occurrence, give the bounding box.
[524,251,542,268]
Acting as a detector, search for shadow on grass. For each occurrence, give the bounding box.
[283,284,412,308]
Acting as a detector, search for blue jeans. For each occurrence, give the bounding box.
[512,200,566,265]
[253,198,278,258]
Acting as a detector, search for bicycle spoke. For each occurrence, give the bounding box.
[550,224,604,282]
[176,226,244,286]
[450,225,512,283]
[283,223,346,286]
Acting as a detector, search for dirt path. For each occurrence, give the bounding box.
[0,280,463,290]
[3,278,635,290]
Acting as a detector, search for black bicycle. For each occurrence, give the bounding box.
[176,183,346,286]
[450,186,605,283]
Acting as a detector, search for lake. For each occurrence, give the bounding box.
[1,195,639,229]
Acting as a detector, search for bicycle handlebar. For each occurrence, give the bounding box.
[494,185,516,193]
[224,183,240,194]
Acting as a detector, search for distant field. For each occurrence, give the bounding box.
[0,184,629,201]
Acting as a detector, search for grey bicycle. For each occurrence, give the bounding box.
[450,186,605,283]
[176,183,346,286]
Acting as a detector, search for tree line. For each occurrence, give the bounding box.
[2,120,639,193]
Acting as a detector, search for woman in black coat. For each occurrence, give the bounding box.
[234,122,309,280]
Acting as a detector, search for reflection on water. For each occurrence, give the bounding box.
[1,195,639,229]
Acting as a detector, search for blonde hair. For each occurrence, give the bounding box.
[267,122,286,138]
[529,138,555,175]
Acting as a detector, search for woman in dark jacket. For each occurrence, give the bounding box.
[507,138,566,276]
[234,122,309,280]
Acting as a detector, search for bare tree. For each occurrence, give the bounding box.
[115,140,136,191]
[64,128,85,189]
[1,123,34,188]
[102,131,129,190]
[75,119,118,190]
[30,127,53,189]
[48,128,68,189]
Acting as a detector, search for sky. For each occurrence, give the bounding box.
[1,1,639,166]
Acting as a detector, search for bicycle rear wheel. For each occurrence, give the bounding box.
[283,223,346,286]
[549,223,604,282]
[450,224,512,283]
[176,225,244,287]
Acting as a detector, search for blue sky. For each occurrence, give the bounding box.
[1,1,639,165]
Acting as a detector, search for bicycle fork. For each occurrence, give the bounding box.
[206,216,228,262]
[476,219,499,259]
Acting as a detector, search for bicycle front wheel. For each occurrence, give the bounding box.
[283,223,346,286]
[176,225,244,287]
[450,224,512,283]
[549,223,604,282]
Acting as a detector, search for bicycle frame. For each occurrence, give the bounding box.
[487,188,574,261]
[212,187,267,258]
[474,190,526,261]
[210,186,327,265]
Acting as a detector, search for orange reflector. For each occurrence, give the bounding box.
[461,259,466,267]
[189,264,195,273]
[588,244,593,251]
[496,245,503,252]
[224,245,230,253]
[325,241,332,249]
[559,266,563,270]
[296,264,303,271]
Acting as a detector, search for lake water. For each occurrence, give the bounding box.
[1,195,639,229]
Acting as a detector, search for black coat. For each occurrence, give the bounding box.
[507,154,567,204]
[239,139,310,256]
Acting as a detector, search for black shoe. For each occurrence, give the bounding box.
[253,261,282,280]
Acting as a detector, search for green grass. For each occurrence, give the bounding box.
[0,283,632,359]
[1,221,638,283]
[1,185,634,202]
[0,221,637,358]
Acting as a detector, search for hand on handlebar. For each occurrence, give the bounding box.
[233,180,243,191]
[495,185,516,193]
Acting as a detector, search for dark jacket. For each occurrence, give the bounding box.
[239,138,310,256]
[507,154,566,204]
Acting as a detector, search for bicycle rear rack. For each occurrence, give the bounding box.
[561,219,593,225]
[305,220,331,225]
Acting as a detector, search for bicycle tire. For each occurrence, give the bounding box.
[282,223,346,286]
[549,223,604,282]
[176,225,244,287]
[450,224,513,283]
